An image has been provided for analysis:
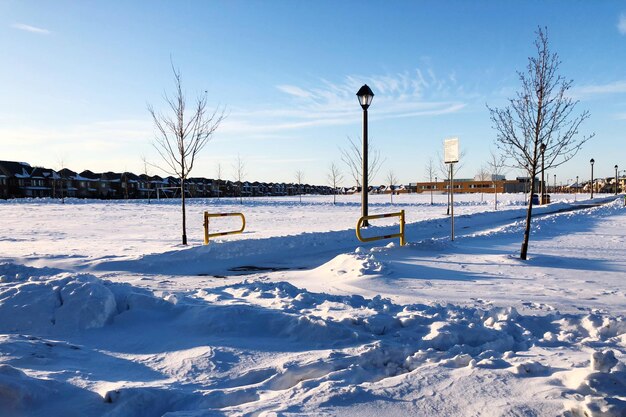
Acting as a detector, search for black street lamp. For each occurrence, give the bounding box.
[590,158,595,199]
[356,84,374,226]
[553,174,556,193]
[616,165,619,195]
[576,175,579,201]
[539,143,546,205]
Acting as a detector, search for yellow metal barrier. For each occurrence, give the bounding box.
[203,212,246,245]
[356,210,406,246]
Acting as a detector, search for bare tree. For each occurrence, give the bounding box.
[140,155,152,203]
[475,166,490,181]
[340,136,384,188]
[487,151,507,210]
[475,165,491,202]
[424,158,437,205]
[386,170,398,204]
[488,27,593,260]
[148,64,225,245]
[327,162,343,205]
[56,157,66,204]
[295,170,304,203]
[233,154,246,204]
[215,162,222,199]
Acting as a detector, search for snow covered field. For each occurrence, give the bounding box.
[0,193,624,417]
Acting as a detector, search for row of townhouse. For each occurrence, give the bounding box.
[0,160,334,200]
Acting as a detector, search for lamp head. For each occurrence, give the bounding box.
[356,84,374,110]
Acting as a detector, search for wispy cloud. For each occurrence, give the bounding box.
[619,13,626,35]
[11,23,51,35]
[275,85,313,99]
[573,80,626,98]
[221,69,466,137]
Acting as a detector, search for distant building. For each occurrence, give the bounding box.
[408,177,541,194]
[0,160,333,200]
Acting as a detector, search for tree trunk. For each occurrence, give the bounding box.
[181,177,187,245]
[520,175,536,260]
[494,183,498,210]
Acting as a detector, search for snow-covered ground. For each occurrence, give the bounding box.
[0,193,624,417]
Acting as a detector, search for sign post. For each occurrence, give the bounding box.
[444,137,459,241]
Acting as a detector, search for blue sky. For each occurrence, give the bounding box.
[1,1,625,186]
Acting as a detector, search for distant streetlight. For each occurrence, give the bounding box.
[590,158,595,199]
[575,175,579,201]
[553,174,556,193]
[357,84,374,226]
[616,165,619,195]
[540,143,546,204]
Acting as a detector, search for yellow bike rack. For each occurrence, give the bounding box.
[356,210,406,246]
[203,212,246,245]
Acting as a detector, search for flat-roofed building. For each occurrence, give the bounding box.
[408,177,540,194]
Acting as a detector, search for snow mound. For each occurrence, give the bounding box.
[569,397,626,417]
[1,272,624,416]
[316,250,387,279]
[511,360,551,376]
[0,272,117,334]
[563,350,626,417]
[0,365,50,410]
[0,262,63,283]
[591,350,619,373]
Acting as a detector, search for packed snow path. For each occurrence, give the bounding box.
[0,194,624,416]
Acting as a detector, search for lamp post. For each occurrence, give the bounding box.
[356,84,374,226]
[539,143,546,205]
[553,174,556,194]
[590,158,595,199]
[432,176,437,205]
[615,165,619,195]
[575,175,579,201]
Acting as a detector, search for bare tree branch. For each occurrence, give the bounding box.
[232,154,246,204]
[339,136,384,187]
[486,151,508,210]
[327,162,343,205]
[385,170,398,204]
[487,27,594,259]
[148,64,226,245]
[295,170,304,203]
[215,162,222,198]
[424,158,437,205]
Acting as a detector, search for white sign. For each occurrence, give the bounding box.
[444,137,459,164]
